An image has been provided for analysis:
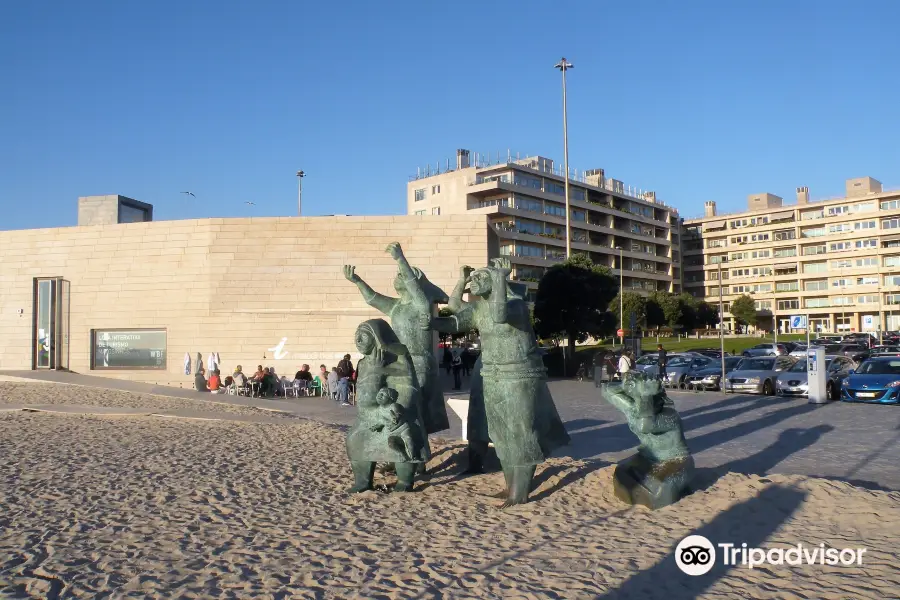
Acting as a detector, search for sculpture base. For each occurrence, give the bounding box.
[612,453,694,510]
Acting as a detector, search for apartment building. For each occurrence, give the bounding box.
[407,149,682,302]
[683,176,900,334]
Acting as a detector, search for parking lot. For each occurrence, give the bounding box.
[537,379,900,491]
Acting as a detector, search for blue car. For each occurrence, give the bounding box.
[841,357,900,404]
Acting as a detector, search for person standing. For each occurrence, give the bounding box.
[337,354,354,406]
[443,346,453,375]
[451,347,463,390]
[657,344,668,382]
[617,350,633,378]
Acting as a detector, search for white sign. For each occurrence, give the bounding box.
[790,315,807,329]
[862,315,875,331]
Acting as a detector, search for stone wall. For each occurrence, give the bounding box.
[0,214,490,386]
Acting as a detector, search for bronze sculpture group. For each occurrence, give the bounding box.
[342,242,692,509]
[343,243,569,507]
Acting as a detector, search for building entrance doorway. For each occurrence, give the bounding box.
[32,277,69,370]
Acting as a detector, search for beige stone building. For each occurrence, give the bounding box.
[0,195,491,385]
[406,149,682,302]
[683,176,900,334]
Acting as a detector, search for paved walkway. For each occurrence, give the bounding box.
[4,370,899,490]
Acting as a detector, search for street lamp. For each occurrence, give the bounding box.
[616,246,624,347]
[555,57,574,258]
[296,170,305,216]
[718,262,725,389]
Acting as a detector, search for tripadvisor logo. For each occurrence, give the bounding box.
[675,535,866,576]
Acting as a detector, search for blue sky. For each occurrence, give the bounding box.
[2,1,899,230]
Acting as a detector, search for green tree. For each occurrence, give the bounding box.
[676,293,698,332]
[610,291,648,333]
[645,291,668,333]
[696,301,720,329]
[730,294,758,332]
[534,253,619,373]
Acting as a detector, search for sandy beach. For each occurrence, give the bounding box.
[0,383,897,599]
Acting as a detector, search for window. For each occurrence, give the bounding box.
[730,218,749,229]
[513,196,542,213]
[857,257,878,267]
[881,200,900,211]
[730,252,748,262]
[831,259,853,269]
[828,223,851,234]
[827,205,849,216]
[802,245,826,256]
[777,299,800,310]
[804,262,827,273]
[546,181,565,195]
[514,176,542,190]
[805,298,830,308]
[801,227,826,238]
[544,203,565,218]
[732,268,751,278]
[750,233,770,242]
[751,250,771,259]
[856,277,878,286]
[709,255,727,264]
[775,282,800,292]
[886,275,900,287]
[832,296,853,306]
[883,218,900,229]
[477,197,508,208]
[858,295,878,304]
[91,329,167,370]
[731,235,748,244]
[886,294,900,305]
[752,267,772,276]
[119,203,150,224]
[801,210,824,221]
[774,247,797,258]
[885,256,900,268]
[707,238,726,248]
[829,241,852,252]
[854,220,876,230]
[432,207,441,215]
[805,280,828,291]
[414,210,426,215]
[856,239,877,249]
[476,174,511,185]
[755,300,772,310]
[774,229,796,241]
[751,216,769,226]
[831,278,851,288]
[414,188,427,201]
[852,201,875,213]
[570,188,586,202]
[571,209,586,222]
[431,185,441,194]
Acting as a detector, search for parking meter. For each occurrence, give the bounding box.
[807,346,828,404]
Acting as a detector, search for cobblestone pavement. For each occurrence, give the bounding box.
[6,370,899,490]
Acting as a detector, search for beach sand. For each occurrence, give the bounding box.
[0,383,897,599]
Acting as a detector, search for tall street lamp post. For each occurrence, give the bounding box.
[719,263,725,389]
[296,170,305,216]
[555,57,573,257]
[617,246,624,347]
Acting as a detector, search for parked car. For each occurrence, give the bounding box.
[742,343,791,357]
[823,344,870,363]
[775,354,855,400]
[633,352,701,376]
[841,357,900,404]
[691,348,731,359]
[810,336,841,346]
[724,356,797,395]
[789,344,809,358]
[684,356,744,391]
[841,333,876,348]
[661,355,717,387]
[869,345,900,357]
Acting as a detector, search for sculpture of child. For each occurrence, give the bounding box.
[370,387,417,462]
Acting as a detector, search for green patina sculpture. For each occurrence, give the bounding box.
[343,243,450,436]
[346,319,427,493]
[602,372,694,509]
[431,259,570,507]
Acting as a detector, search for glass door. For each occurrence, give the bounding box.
[32,278,69,370]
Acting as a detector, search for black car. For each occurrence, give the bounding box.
[823,343,870,362]
[691,348,731,359]
[841,333,876,348]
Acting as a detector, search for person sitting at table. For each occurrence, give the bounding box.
[294,364,313,395]
[194,367,208,392]
[208,369,223,394]
[232,365,248,390]
[260,367,278,398]
[253,365,265,381]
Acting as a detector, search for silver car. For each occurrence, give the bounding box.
[661,354,717,388]
[724,356,797,395]
[742,343,791,357]
[776,355,855,399]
